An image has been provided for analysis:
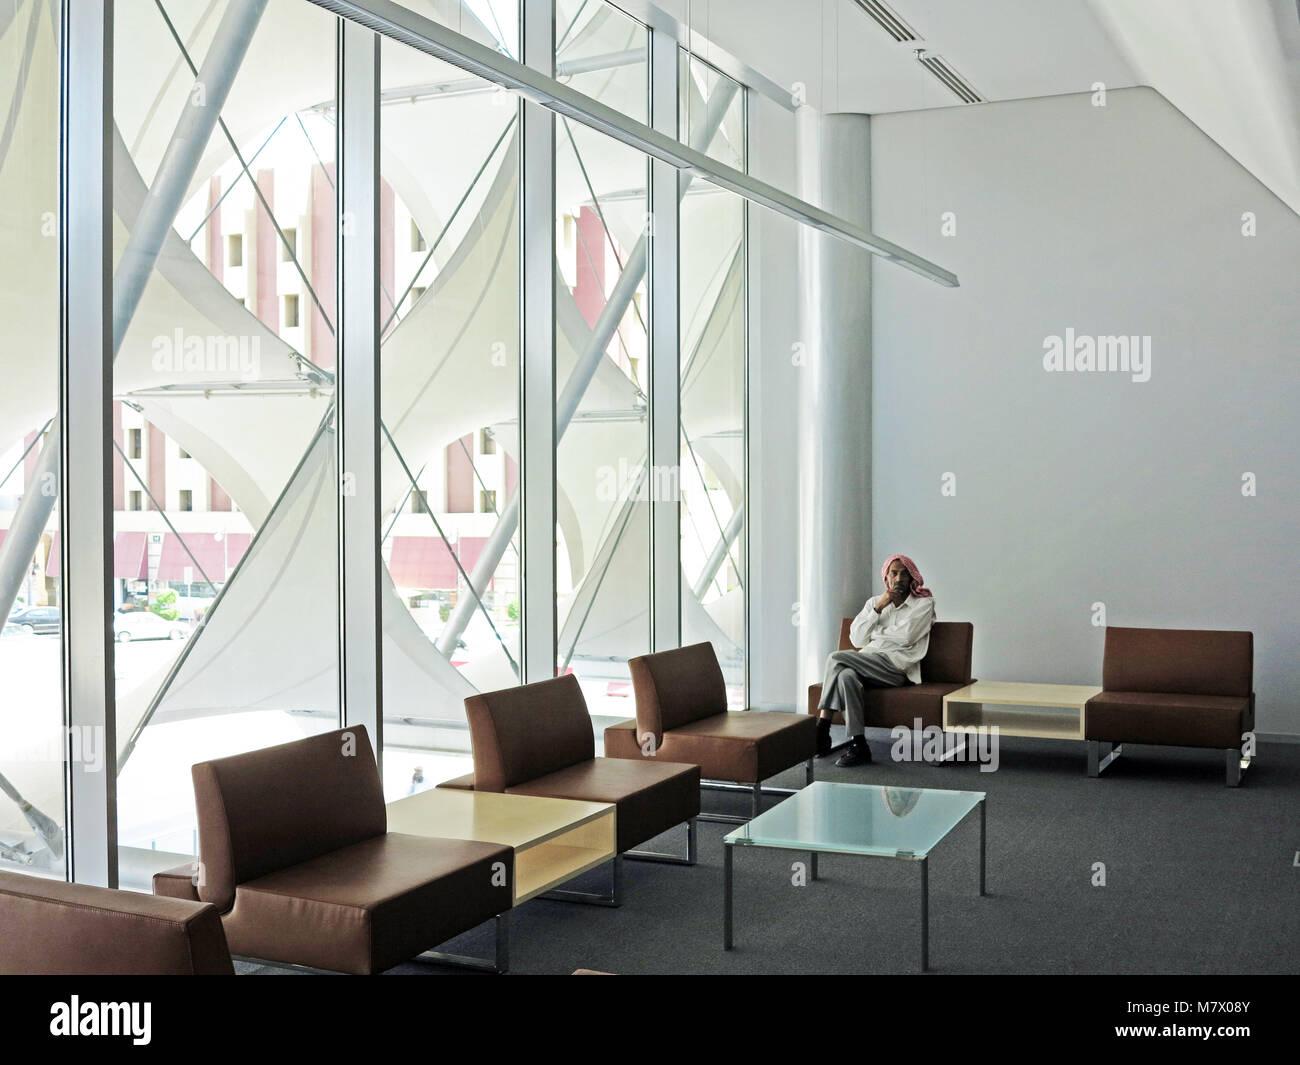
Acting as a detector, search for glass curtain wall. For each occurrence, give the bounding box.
[556,0,647,123]
[680,58,746,704]
[554,132,650,719]
[0,0,757,880]
[682,53,745,169]
[110,0,340,878]
[394,0,518,56]
[0,0,65,880]
[377,29,520,798]
[553,2,651,719]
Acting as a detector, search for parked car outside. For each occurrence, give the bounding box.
[4,606,60,635]
[113,608,188,643]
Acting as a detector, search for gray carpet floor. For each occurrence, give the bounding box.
[240,733,1300,976]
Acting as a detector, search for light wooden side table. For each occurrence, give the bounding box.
[387,787,616,905]
[386,787,618,973]
[943,681,1102,741]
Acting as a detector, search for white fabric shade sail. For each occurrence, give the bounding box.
[0,0,747,843]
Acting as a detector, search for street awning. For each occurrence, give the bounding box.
[386,536,492,591]
[156,532,243,583]
[388,536,457,590]
[458,536,488,575]
[113,531,148,579]
[46,531,147,579]
[225,532,252,572]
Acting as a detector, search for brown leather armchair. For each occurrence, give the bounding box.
[1085,626,1255,786]
[155,725,514,974]
[604,642,818,823]
[0,869,233,975]
[439,674,701,901]
[806,619,975,742]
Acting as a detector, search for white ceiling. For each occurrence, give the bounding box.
[651,0,1140,112]
[645,0,1300,214]
[1090,0,1300,215]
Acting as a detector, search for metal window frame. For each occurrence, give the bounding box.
[741,93,752,709]
[648,25,680,651]
[46,0,959,883]
[601,0,795,114]
[337,19,384,753]
[520,0,558,683]
[60,0,116,887]
[306,0,958,288]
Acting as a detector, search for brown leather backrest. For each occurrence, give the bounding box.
[838,618,974,685]
[1102,626,1252,696]
[191,726,386,912]
[836,618,854,650]
[628,642,728,745]
[464,674,595,792]
[0,870,233,975]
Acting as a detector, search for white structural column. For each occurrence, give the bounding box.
[60,0,116,887]
[648,27,681,650]
[796,111,874,695]
[519,0,558,683]
[337,21,383,751]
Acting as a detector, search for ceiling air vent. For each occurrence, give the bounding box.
[852,0,920,43]
[915,51,985,104]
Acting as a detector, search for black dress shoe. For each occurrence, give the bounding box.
[835,739,872,768]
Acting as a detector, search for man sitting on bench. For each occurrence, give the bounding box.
[815,554,936,767]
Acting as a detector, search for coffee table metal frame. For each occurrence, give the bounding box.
[722,782,986,972]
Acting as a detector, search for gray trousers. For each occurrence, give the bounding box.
[818,650,909,737]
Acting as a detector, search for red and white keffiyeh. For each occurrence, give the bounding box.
[881,554,933,602]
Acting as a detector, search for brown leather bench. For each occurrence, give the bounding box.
[439,674,700,902]
[805,619,976,744]
[155,725,514,973]
[1085,626,1255,786]
[0,869,233,975]
[604,641,818,823]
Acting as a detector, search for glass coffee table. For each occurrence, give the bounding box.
[723,781,986,972]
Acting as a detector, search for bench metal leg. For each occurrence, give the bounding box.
[701,780,801,797]
[1087,740,1122,777]
[539,856,622,907]
[723,841,733,950]
[417,912,511,973]
[1226,749,1251,787]
[233,955,340,975]
[978,797,986,896]
[626,818,697,865]
[698,777,802,825]
[919,857,929,973]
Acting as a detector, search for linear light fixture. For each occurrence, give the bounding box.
[306,0,959,287]
[852,0,920,42]
[852,0,985,104]
[916,50,985,104]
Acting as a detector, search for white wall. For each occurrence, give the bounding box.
[871,86,1300,737]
